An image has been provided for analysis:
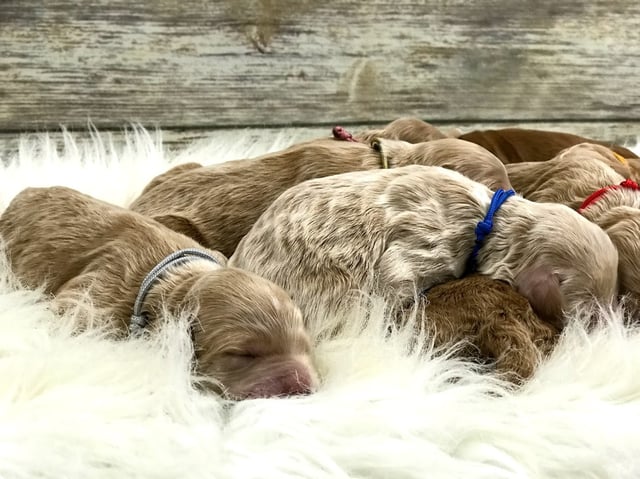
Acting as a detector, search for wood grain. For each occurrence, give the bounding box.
[1,0,639,131]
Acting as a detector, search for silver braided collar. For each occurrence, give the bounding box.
[130,248,220,335]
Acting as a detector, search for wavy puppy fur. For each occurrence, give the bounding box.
[354,117,451,144]
[505,143,640,314]
[506,143,629,208]
[415,275,559,380]
[371,137,512,191]
[231,165,618,330]
[581,194,640,319]
[0,186,318,399]
[130,138,386,257]
[131,135,511,257]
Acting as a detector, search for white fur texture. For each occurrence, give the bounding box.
[1,128,640,478]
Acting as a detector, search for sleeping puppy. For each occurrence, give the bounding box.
[371,137,512,191]
[506,143,640,317]
[580,187,640,319]
[354,117,450,144]
[131,136,513,257]
[459,127,638,165]
[416,275,559,381]
[230,165,619,331]
[626,157,640,183]
[130,139,385,257]
[0,186,319,400]
[506,143,630,208]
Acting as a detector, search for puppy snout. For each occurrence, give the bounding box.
[246,361,318,399]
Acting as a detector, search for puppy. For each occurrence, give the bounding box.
[506,143,629,208]
[371,137,512,190]
[506,144,640,316]
[626,157,640,183]
[230,165,618,330]
[415,275,559,381]
[354,117,450,144]
[459,127,638,165]
[580,188,640,319]
[131,136,512,257]
[130,139,385,257]
[0,186,318,400]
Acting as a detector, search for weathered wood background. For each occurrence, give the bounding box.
[1,0,639,145]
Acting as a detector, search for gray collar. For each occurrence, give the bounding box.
[130,248,220,335]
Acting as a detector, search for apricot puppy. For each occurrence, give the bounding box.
[0,186,318,399]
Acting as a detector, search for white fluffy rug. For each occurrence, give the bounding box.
[2,127,640,479]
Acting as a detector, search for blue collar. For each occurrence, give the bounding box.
[465,189,515,274]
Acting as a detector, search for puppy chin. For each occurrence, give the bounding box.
[228,356,319,400]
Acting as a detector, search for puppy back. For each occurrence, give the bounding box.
[0,186,217,320]
[460,128,638,163]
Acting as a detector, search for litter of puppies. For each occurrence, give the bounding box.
[1,118,636,395]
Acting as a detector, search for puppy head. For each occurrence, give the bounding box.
[371,137,512,190]
[355,117,449,144]
[495,202,619,328]
[556,142,632,178]
[185,267,319,400]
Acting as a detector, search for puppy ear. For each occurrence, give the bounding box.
[153,214,208,246]
[515,265,564,329]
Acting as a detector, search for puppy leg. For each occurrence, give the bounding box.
[475,310,558,381]
[404,277,559,381]
[53,274,128,335]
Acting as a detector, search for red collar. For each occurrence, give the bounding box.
[579,179,640,211]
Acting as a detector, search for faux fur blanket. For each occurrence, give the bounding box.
[1,128,640,479]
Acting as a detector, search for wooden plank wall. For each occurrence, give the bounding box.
[1,0,639,143]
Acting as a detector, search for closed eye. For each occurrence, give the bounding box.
[224,351,258,359]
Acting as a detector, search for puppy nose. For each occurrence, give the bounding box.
[280,371,315,397]
[246,364,317,399]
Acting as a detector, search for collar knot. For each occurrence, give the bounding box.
[466,189,516,274]
[620,178,640,190]
[579,178,640,211]
[475,219,494,241]
[332,126,357,142]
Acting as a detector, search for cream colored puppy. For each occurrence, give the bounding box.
[231,165,618,330]
[0,186,318,399]
[507,143,631,207]
[506,143,640,316]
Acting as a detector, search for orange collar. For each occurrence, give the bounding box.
[579,179,640,211]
